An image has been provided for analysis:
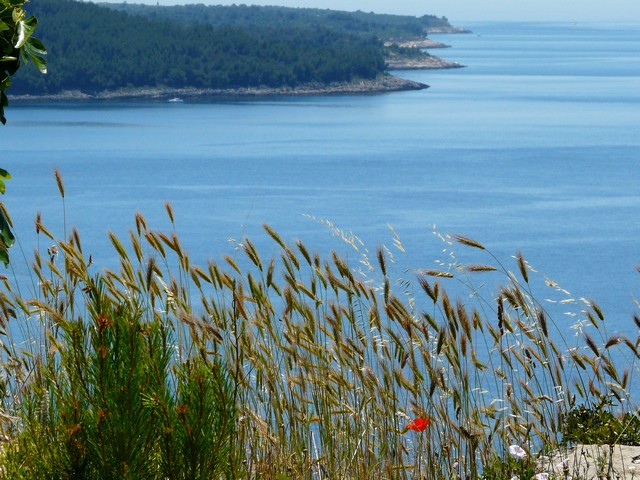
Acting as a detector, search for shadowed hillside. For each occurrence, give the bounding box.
[12,0,394,95]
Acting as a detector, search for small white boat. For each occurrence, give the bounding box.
[168,97,184,103]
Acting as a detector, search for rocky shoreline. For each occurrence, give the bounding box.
[539,444,640,479]
[386,54,465,70]
[386,38,451,49]
[10,74,428,103]
[383,34,467,70]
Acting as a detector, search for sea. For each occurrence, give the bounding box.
[3,22,640,343]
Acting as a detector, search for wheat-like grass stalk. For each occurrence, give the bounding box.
[0,180,638,478]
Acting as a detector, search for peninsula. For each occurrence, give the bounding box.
[11,0,467,100]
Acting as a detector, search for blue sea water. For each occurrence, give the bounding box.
[2,22,640,339]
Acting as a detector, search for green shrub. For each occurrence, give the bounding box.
[0,273,236,479]
[561,402,640,446]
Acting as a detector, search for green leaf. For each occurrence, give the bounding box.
[0,211,14,248]
[25,48,46,73]
[25,37,47,55]
[0,246,8,267]
[0,91,8,125]
[14,15,37,49]
[13,16,47,73]
[26,36,46,55]
[0,167,10,193]
[0,209,14,266]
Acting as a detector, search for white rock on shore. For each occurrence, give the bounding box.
[385,38,451,49]
[539,444,640,479]
[385,55,465,70]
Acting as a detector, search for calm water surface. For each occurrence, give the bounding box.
[3,22,640,337]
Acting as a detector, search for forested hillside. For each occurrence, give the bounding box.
[12,0,389,95]
[104,3,454,40]
[12,0,452,96]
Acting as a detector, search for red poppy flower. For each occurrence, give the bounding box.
[406,417,429,432]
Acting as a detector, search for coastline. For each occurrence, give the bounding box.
[385,38,451,49]
[385,55,465,70]
[383,33,468,70]
[10,74,428,103]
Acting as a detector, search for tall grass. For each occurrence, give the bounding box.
[0,174,638,479]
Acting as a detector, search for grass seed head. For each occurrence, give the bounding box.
[452,234,485,250]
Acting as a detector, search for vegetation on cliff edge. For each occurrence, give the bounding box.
[11,0,457,96]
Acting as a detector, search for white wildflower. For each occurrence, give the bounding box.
[508,444,527,460]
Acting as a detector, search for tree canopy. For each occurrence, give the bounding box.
[105,3,452,40]
[1,0,46,121]
[12,0,397,95]
[13,0,453,96]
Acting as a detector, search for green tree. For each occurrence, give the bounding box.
[0,0,47,264]
[1,0,47,123]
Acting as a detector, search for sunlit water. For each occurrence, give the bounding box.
[3,22,640,344]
